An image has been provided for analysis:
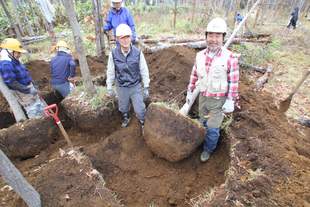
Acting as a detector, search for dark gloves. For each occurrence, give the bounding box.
[7,81,31,94]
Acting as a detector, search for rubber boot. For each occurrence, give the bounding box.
[201,128,220,162]
[121,113,131,128]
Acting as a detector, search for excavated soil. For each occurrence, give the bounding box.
[0,47,309,207]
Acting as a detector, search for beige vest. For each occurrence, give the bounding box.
[195,47,231,93]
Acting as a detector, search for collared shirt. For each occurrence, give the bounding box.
[106,45,150,88]
[103,7,136,41]
[0,59,32,86]
[188,48,239,99]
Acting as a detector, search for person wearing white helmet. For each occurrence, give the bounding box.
[186,17,240,162]
[104,0,137,43]
[0,38,46,119]
[106,24,150,129]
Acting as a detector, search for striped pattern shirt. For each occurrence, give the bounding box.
[188,48,239,99]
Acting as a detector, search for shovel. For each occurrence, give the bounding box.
[44,104,73,148]
[279,70,310,112]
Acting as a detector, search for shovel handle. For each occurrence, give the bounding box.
[290,70,310,95]
[44,104,60,123]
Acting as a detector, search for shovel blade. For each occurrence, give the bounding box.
[279,97,292,112]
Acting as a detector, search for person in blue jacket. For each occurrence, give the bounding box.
[235,12,243,24]
[50,40,76,98]
[0,38,45,119]
[103,0,137,43]
[287,7,299,29]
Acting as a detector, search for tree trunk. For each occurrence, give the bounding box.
[97,0,105,55]
[243,0,252,34]
[253,1,262,28]
[92,0,105,57]
[190,0,196,23]
[10,0,25,36]
[24,16,35,36]
[225,0,234,18]
[173,0,177,30]
[13,0,35,36]
[0,0,24,43]
[62,0,96,95]
[0,76,26,122]
[0,149,41,207]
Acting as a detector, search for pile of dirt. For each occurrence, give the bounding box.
[146,46,195,103]
[203,73,310,206]
[85,118,230,206]
[8,149,122,207]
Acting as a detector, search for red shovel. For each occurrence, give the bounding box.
[44,104,73,148]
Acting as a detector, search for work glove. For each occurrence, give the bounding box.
[186,89,193,104]
[222,99,235,113]
[143,87,149,100]
[107,89,115,97]
[29,87,38,95]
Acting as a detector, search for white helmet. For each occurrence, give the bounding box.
[111,0,122,3]
[206,17,227,33]
[116,24,132,37]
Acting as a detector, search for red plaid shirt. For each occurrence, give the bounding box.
[188,48,239,99]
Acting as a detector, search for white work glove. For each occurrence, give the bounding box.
[143,87,149,100]
[107,86,115,97]
[186,89,193,104]
[222,99,235,113]
[29,86,38,95]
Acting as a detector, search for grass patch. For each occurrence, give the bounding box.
[188,187,216,207]
[153,101,180,112]
[72,85,114,110]
[232,37,281,66]
[220,114,234,134]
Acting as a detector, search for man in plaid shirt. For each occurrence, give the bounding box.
[0,38,45,119]
[186,18,239,162]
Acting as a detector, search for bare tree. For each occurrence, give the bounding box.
[173,0,178,30]
[92,0,105,57]
[62,0,96,95]
[191,0,196,23]
[0,76,26,122]
[10,0,25,36]
[0,0,24,43]
[0,149,41,207]
[225,0,235,18]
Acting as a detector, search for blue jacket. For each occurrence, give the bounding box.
[50,51,76,85]
[236,13,243,23]
[0,59,32,86]
[291,7,299,22]
[104,7,136,41]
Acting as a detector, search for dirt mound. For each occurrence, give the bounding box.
[85,118,230,207]
[202,75,310,206]
[9,150,122,207]
[146,46,195,103]
[0,118,58,159]
[144,103,204,162]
